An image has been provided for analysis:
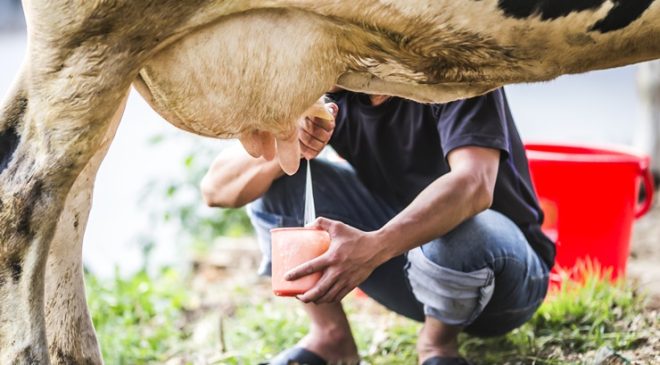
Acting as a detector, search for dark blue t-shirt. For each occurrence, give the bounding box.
[327,89,555,268]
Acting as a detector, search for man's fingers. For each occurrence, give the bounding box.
[300,118,332,144]
[300,144,319,160]
[299,125,329,152]
[298,272,337,303]
[305,117,334,140]
[309,217,336,232]
[285,254,330,281]
[308,114,335,133]
[335,287,354,302]
[317,281,346,303]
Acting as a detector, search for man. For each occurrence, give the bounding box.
[201,88,554,365]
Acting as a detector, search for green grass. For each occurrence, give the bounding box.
[86,264,656,364]
[457,266,651,364]
[86,267,192,365]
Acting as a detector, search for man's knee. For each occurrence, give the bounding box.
[408,219,498,327]
[404,210,528,326]
[418,210,525,273]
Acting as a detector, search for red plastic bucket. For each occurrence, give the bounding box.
[525,143,654,284]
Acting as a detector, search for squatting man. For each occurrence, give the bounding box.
[201,87,554,365]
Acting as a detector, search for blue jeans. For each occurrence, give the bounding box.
[248,159,550,337]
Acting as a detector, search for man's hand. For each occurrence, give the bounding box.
[284,217,387,304]
[299,103,337,160]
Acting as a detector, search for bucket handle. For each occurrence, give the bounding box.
[635,163,655,219]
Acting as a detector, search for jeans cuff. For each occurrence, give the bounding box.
[406,247,495,326]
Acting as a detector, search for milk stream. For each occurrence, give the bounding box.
[304,159,315,226]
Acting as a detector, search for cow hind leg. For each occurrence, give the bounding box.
[0,62,131,363]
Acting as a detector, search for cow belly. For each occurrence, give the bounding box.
[136,8,343,139]
[133,6,502,137]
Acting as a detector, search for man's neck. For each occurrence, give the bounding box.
[369,95,390,106]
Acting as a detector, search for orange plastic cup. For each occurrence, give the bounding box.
[271,227,330,296]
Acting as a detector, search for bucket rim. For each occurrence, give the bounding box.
[524,141,650,166]
[270,227,326,233]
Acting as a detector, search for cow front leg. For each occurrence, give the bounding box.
[0,72,54,363]
[44,94,127,365]
[0,66,131,363]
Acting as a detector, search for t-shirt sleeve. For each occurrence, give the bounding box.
[433,88,512,159]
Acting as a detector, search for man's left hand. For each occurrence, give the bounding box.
[284,217,386,304]
[299,103,337,160]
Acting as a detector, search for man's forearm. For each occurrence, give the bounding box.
[373,171,492,263]
[201,146,285,208]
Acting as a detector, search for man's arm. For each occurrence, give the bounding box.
[287,145,501,303]
[375,146,500,259]
[200,146,284,208]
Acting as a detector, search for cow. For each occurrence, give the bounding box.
[0,0,659,363]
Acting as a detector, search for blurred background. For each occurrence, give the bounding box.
[1,3,658,364]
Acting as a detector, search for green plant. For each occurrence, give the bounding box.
[458,262,653,364]
[219,300,311,364]
[86,267,191,365]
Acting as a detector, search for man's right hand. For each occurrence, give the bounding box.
[299,102,338,160]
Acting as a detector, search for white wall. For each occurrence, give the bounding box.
[634,61,660,175]
[0,0,24,30]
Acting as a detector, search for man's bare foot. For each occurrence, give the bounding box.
[298,324,360,365]
[417,317,462,364]
[297,302,360,364]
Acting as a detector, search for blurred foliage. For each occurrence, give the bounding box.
[86,267,191,365]
[139,134,253,254]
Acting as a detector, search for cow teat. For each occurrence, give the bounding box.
[238,128,301,175]
[276,98,335,175]
[275,131,301,175]
[238,130,277,161]
[238,97,335,176]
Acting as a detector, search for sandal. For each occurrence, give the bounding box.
[260,346,327,365]
[421,356,472,365]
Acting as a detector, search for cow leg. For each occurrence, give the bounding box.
[0,56,132,362]
[0,70,53,363]
[44,93,128,365]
